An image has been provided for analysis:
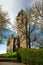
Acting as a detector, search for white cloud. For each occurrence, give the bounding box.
[0,50,6,54]
[0,0,36,31]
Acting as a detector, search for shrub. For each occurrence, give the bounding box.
[17,48,43,65]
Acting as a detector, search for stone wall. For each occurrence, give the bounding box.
[7,36,14,52]
[7,35,17,52]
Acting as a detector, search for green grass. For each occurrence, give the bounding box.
[0,52,17,61]
[0,52,17,58]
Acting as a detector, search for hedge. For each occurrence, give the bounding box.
[0,48,43,65]
[17,48,43,65]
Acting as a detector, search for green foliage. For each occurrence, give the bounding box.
[17,48,43,65]
[0,52,17,61]
[0,39,2,43]
[0,48,43,64]
[0,6,10,44]
[0,52,17,58]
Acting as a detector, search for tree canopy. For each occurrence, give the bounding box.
[25,0,43,48]
[0,6,10,43]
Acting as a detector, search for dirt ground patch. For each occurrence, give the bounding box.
[0,62,25,65]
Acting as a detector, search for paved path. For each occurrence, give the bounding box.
[0,62,25,65]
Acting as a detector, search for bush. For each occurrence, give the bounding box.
[17,48,43,65]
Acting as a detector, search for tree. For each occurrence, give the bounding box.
[25,0,43,48]
[0,6,10,43]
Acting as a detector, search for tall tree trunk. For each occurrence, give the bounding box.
[13,38,16,52]
[25,17,29,48]
[17,36,20,48]
[29,21,31,48]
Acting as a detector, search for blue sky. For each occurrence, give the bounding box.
[0,0,38,54]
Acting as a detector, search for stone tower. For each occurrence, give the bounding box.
[7,10,28,53]
[16,10,28,48]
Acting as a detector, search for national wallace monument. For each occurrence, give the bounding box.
[7,10,29,52]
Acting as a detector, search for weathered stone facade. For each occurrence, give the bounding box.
[7,35,17,52]
[7,10,28,52]
[7,36,14,52]
[7,35,20,52]
[16,10,27,48]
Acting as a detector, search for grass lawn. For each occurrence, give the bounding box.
[0,52,17,61]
